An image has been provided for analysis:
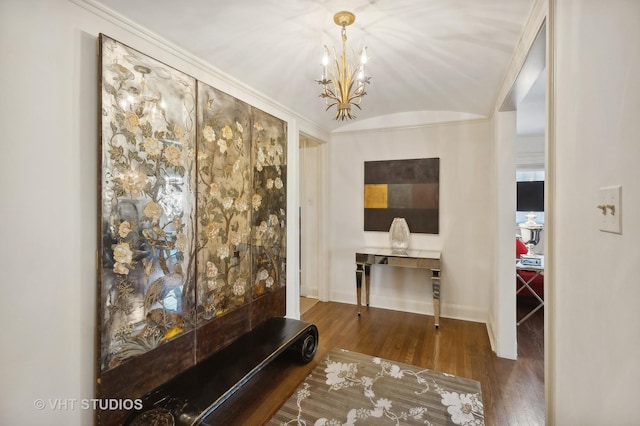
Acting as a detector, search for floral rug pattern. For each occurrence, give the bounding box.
[270,348,484,426]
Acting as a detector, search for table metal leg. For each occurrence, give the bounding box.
[364,264,370,307]
[355,264,371,316]
[431,269,441,329]
[516,270,544,326]
[356,264,363,316]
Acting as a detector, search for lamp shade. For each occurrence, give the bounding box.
[517,181,544,212]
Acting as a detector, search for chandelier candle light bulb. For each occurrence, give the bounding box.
[317,11,371,121]
[321,50,329,80]
[358,47,367,79]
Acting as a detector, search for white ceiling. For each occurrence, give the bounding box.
[92,0,536,133]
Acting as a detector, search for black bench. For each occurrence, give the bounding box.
[124,317,318,426]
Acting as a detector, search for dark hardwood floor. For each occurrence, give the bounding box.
[211,300,544,425]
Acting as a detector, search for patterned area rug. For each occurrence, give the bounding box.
[270,348,484,426]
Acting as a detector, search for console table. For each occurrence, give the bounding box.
[355,248,442,328]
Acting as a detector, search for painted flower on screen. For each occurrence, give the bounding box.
[202,125,215,142]
[121,168,147,197]
[112,242,133,275]
[123,111,140,133]
[217,245,230,260]
[233,279,246,297]
[118,221,132,238]
[143,136,162,157]
[217,138,227,154]
[164,145,183,167]
[206,261,218,278]
[174,232,187,252]
[252,194,262,210]
[113,242,133,264]
[143,201,163,220]
[222,124,234,140]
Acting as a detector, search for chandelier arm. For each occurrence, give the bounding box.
[348,90,366,103]
[322,84,336,96]
[321,87,338,102]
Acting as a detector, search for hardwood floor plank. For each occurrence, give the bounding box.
[207,301,544,425]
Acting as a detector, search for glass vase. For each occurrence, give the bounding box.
[389,217,410,253]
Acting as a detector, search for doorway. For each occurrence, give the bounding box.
[512,27,546,360]
[299,135,324,309]
[497,19,547,354]
[515,69,546,335]
[514,71,546,382]
[489,3,553,420]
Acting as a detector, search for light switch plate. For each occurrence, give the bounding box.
[599,185,622,234]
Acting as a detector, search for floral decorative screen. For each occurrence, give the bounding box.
[98,34,287,408]
[99,35,198,371]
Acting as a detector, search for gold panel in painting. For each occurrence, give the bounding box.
[364,184,388,208]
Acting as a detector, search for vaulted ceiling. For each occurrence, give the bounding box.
[93,0,536,133]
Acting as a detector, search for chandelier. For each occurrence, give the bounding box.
[317,11,370,121]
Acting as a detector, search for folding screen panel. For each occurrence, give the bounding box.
[196,82,253,322]
[250,108,287,298]
[99,34,197,373]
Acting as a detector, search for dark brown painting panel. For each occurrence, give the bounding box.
[364,158,439,184]
[411,183,439,209]
[364,208,439,234]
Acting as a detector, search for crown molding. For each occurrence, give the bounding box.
[330,116,490,137]
[68,0,330,141]
[493,0,548,114]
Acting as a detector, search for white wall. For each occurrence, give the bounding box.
[0,1,302,424]
[490,111,518,359]
[328,121,493,323]
[551,1,640,424]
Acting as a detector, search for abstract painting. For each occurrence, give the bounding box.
[364,158,439,234]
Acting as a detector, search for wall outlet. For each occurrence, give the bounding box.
[599,185,622,234]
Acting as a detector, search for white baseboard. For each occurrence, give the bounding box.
[486,316,497,353]
[330,289,487,324]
